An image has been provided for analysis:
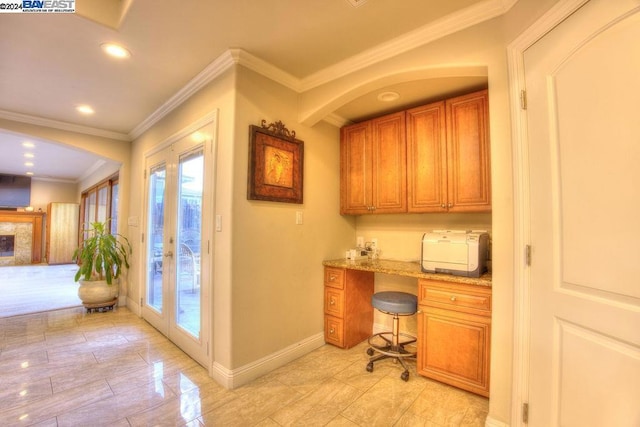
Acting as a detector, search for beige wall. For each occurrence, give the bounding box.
[30,179,78,211]
[232,67,355,367]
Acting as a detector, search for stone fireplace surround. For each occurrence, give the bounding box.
[0,211,44,266]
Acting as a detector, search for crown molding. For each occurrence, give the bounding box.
[0,109,130,141]
[129,50,237,140]
[299,0,516,91]
[233,49,302,92]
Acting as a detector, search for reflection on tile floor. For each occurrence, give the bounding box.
[0,307,488,426]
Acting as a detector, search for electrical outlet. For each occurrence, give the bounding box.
[295,211,303,225]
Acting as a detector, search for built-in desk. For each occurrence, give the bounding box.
[322,258,492,396]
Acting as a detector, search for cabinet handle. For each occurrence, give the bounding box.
[330,298,335,305]
[441,204,446,208]
[448,203,453,208]
[450,296,457,302]
[329,275,336,281]
[330,328,335,334]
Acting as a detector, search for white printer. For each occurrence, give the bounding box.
[421,230,489,278]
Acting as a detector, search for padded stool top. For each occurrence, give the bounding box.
[371,291,417,315]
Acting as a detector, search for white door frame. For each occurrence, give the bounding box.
[139,110,218,370]
[506,1,589,425]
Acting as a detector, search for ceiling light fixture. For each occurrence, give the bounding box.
[76,105,95,115]
[377,91,400,102]
[25,161,34,167]
[101,42,131,59]
[22,141,35,148]
[26,172,34,176]
[24,153,34,158]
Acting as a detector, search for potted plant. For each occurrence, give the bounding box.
[73,221,132,309]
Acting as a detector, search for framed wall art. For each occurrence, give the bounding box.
[247,120,304,204]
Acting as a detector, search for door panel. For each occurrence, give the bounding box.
[525,0,640,425]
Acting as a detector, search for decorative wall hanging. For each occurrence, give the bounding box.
[247,120,304,204]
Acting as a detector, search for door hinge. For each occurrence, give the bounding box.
[207,341,210,356]
[525,245,532,266]
[523,402,529,423]
[140,297,143,307]
[141,232,144,243]
[520,90,527,110]
[144,169,147,179]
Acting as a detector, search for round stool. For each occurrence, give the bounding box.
[366,291,418,381]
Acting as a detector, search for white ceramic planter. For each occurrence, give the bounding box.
[77,279,119,305]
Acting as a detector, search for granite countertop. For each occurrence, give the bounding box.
[322,258,492,287]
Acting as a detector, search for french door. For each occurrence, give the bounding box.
[142,124,213,367]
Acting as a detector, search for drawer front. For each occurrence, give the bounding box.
[324,288,344,318]
[324,267,345,289]
[324,315,344,347]
[419,280,491,315]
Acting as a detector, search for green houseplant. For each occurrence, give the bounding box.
[73,221,132,308]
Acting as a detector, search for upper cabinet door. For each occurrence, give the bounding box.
[407,101,447,213]
[446,90,491,212]
[341,121,372,215]
[371,111,407,214]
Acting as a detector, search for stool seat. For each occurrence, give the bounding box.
[372,291,417,315]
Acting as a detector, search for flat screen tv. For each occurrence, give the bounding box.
[0,174,31,209]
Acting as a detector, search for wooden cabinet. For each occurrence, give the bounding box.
[341,89,491,215]
[340,111,406,214]
[407,90,491,213]
[323,266,374,348]
[417,279,491,397]
[46,202,79,265]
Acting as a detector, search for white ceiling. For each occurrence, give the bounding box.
[0,0,502,182]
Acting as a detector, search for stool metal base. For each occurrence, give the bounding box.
[366,331,417,382]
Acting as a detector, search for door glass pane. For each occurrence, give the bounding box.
[176,149,203,338]
[110,182,119,234]
[147,164,166,313]
[97,185,109,224]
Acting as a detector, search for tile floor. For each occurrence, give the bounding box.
[0,307,488,426]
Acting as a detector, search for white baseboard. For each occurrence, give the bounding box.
[123,295,141,316]
[485,415,509,427]
[211,332,326,389]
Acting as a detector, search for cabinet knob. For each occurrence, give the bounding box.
[330,299,335,305]
[441,204,446,208]
[329,275,336,281]
[450,296,457,302]
[329,328,335,334]
[448,203,453,208]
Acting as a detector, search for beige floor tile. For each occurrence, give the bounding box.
[0,306,489,426]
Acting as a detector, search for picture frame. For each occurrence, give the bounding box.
[247,120,304,204]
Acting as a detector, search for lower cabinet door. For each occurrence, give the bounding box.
[417,306,491,397]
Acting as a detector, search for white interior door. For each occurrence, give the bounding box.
[142,123,214,367]
[524,0,640,425]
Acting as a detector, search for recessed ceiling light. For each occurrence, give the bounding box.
[22,141,35,148]
[25,161,34,167]
[26,172,34,176]
[24,153,34,159]
[76,105,95,115]
[101,43,131,59]
[377,91,400,102]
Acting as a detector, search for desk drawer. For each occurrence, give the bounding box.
[324,267,344,289]
[324,315,344,347]
[324,288,344,317]
[419,280,491,315]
